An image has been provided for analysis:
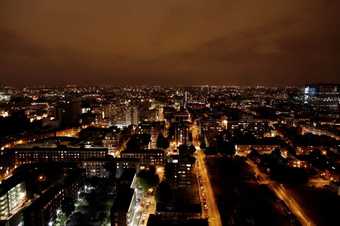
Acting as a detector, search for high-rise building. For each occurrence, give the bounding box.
[184,91,188,109]
[56,98,81,127]
[165,154,195,188]
[173,122,190,146]
[125,106,139,126]
[304,84,340,111]
[0,92,11,103]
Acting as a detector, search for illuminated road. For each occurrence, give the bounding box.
[308,177,331,188]
[114,137,130,157]
[247,160,315,226]
[301,126,340,141]
[55,127,80,137]
[196,150,222,226]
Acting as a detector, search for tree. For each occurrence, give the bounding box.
[156,133,169,149]
[200,137,207,150]
[137,168,160,191]
[61,197,75,216]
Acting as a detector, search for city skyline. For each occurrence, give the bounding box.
[0,85,339,226]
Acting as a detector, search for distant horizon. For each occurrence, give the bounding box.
[1,81,340,89]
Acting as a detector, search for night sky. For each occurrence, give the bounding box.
[1,0,340,86]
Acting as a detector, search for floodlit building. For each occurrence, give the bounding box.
[0,176,27,226]
[304,84,340,111]
[126,106,139,126]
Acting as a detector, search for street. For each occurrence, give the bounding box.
[247,159,315,226]
[196,149,222,226]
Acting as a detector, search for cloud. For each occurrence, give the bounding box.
[0,0,339,86]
